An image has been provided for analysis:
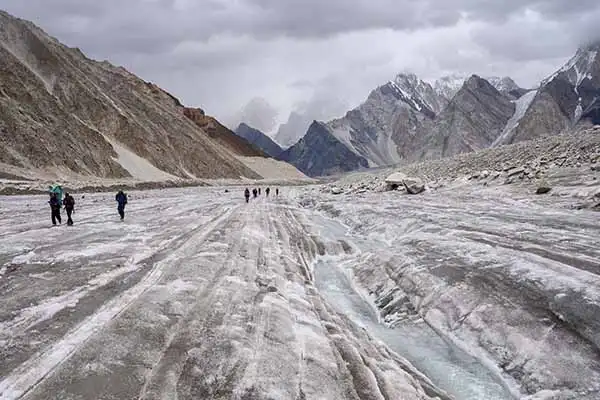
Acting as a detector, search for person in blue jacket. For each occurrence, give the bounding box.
[115,190,128,220]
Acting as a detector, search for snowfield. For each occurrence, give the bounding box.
[0,182,599,399]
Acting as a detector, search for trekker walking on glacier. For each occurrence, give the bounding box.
[49,192,62,226]
[115,190,128,221]
[275,188,279,196]
[63,192,75,226]
[265,187,270,197]
[244,188,250,203]
[252,188,258,198]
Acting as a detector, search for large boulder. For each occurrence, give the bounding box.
[385,172,425,194]
[403,177,426,194]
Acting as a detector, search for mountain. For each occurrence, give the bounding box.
[275,111,312,149]
[283,73,526,176]
[0,10,292,182]
[279,121,369,176]
[434,74,527,100]
[419,75,516,159]
[494,42,600,145]
[285,42,600,177]
[235,123,283,158]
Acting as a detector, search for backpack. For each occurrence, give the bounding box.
[64,196,75,207]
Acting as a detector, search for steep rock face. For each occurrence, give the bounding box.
[324,74,444,167]
[279,121,369,177]
[235,123,283,158]
[183,109,266,158]
[0,10,261,180]
[419,75,515,159]
[498,43,600,144]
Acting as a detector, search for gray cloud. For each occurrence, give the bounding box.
[1,0,599,134]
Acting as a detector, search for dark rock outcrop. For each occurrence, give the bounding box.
[235,123,283,158]
[279,121,369,177]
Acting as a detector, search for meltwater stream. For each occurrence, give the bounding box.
[314,258,516,400]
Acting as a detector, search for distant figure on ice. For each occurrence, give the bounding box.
[49,192,62,226]
[244,188,250,203]
[265,187,270,197]
[258,188,261,196]
[252,188,258,198]
[63,192,75,226]
[115,190,128,221]
[276,188,279,196]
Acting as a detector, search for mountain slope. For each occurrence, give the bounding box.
[420,75,516,159]
[496,43,600,145]
[183,109,267,158]
[279,121,369,176]
[328,74,444,166]
[235,123,283,158]
[0,10,266,181]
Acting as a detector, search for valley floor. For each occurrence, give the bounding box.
[0,184,598,399]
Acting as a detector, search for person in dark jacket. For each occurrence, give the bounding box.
[258,188,261,196]
[49,193,62,226]
[244,188,250,203]
[63,193,75,225]
[115,190,128,220]
[275,188,279,196]
[265,187,270,197]
[252,188,258,198]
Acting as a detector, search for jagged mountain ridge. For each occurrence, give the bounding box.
[283,44,600,177]
[284,72,507,176]
[0,10,281,181]
[235,123,283,158]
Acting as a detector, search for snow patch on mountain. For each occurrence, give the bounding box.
[543,49,598,88]
[492,90,538,147]
[433,74,467,100]
[434,74,523,100]
[104,136,178,181]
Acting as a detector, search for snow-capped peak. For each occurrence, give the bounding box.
[542,47,599,88]
[434,74,522,100]
[485,76,520,93]
[383,72,447,115]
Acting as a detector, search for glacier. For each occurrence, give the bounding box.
[0,181,599,399]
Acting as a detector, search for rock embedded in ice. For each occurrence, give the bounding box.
[536,185,552,195]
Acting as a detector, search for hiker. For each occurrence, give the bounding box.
[115,190,128,220]
[258,188,261,196]
[49,192,62,226]
[252,188,258,198]
[244,188,250,203]
[266,187,270,197]
[63,192,75,226]
[276,188,279,196]
[49,184,63,204]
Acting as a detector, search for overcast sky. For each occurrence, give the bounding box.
[2,0,600,134]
